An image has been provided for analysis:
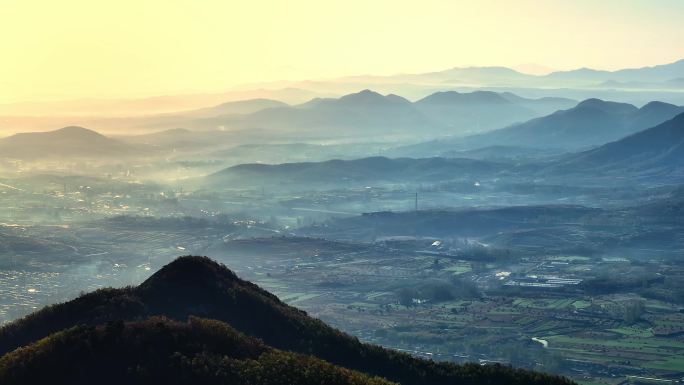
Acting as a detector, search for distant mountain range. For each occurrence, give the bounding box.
[10,101,682,182]
[292,59,684,107]
[206,109,684,188]
[337,59,684,90]
[0,89,577,140]
[141,89,575,140]
[199,90,438,139]
[2,58,683,135]
[0,256,572,385]
[395,99,684,156]
[0,86,573,160]
[3,92,682,172]
[545,59,684,84]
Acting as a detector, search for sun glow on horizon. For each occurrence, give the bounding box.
[1,0,683,103]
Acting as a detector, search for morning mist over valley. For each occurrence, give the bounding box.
[1,1,684,384]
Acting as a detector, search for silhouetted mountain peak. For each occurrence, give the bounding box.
[343,89,382,98]
[640,101,680,113]
[141,256,239,289]
[575,98,602,107]
[143,256,239,284]
[5,126,109,142]
[300,90,412,111]
[0,125,140,160]
[137,256,284,312]
[337,89,395,105]
[574,98,638,114]
[417,90,510,105]
[54,125,103,136]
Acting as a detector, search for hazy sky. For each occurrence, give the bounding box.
[1,0,683,102]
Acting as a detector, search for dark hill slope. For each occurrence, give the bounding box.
[389,99,683,157]
[464,99,684,150]
[633,186,684,224]
[564,111,684,171]
[0,256,573,385]
[207,156,508,188]
[0,317,391,385]
[550,112,684,184]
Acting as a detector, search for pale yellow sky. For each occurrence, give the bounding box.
[1,0,683,103]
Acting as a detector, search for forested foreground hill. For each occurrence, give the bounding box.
[0,256,574,385]
[0,317,392,385]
